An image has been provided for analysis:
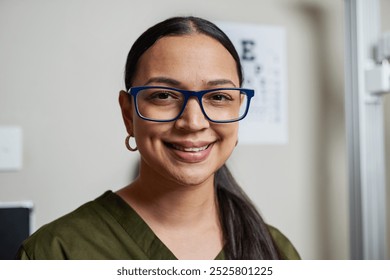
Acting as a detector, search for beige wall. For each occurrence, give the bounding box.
[0,0,349,259]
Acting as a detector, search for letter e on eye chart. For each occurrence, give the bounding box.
[217,22,288,145]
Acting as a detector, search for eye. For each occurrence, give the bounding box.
[141,89,183,106]
[207,92,233,102]
[150,91,177,100]
[211,94,231,101]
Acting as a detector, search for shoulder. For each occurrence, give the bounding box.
[17,192,113,260]
[267,225,301,260]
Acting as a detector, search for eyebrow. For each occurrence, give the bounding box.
[144,77,237,88]
[144,77,181,86]
[206,79,237,88]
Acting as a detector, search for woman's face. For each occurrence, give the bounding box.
[120,34,240,187]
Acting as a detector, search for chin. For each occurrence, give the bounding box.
[168,167,215,187]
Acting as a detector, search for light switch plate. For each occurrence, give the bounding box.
[0,126,23,171]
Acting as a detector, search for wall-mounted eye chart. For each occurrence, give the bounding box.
[217,22,288,145]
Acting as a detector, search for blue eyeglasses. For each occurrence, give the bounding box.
[127,86,254,123]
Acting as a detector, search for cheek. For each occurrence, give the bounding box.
[221,123,239,137]
[215,124,239,148]
[132,119,171,148]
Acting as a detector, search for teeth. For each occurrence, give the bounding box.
[172,144,209,152]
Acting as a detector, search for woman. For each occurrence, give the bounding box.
[17,16,300,260]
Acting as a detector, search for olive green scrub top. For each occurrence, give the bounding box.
[17,191,300,260]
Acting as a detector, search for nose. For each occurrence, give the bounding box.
[174,97,210,131]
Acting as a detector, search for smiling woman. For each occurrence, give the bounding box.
[16,16,300,260]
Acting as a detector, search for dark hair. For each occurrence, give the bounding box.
[124,16,242,90]
[124,16,281,259]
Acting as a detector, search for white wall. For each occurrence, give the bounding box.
[382,0,390,260]
[0,0,349,259]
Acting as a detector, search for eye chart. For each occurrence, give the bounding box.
[217,22,288,145]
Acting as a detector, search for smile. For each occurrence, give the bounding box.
[164,141,214,163]
[171,144,210,152]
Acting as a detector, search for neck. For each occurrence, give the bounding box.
[118,162,219,227]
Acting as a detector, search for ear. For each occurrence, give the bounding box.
[119,90,134,136]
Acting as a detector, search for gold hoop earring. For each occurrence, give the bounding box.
[125,135,138,152]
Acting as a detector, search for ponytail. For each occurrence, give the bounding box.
[215,164,281,259]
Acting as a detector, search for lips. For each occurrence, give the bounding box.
[164,141,214,162]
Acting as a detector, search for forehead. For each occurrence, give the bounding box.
[133,34,239,87]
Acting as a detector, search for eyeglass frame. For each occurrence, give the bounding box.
[127,86,255,123]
